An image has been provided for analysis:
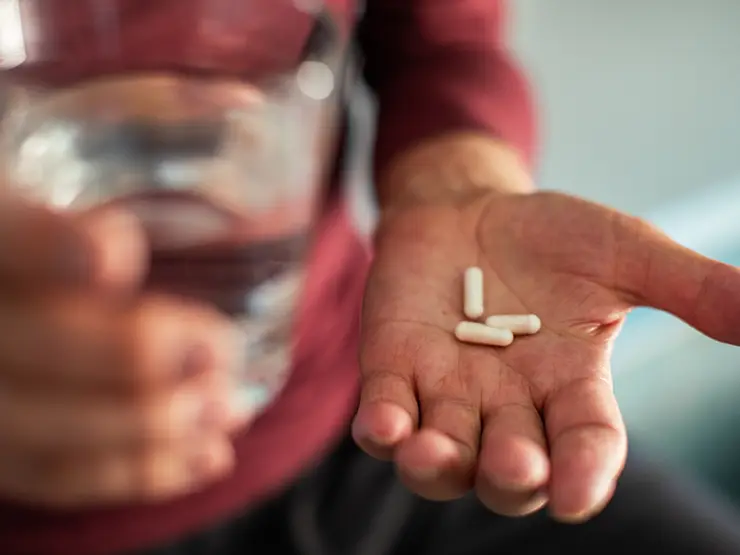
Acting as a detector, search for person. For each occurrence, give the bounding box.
[2,1,740,554]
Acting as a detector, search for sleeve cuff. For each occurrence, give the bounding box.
[371,48,537,182]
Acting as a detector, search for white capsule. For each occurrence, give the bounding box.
[485,314,542,335]
[463,266,484,319]
[454,321,514,347]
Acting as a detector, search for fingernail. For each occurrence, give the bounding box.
[352,403,412,445]
[351,417,391,445]
[554,510,589,525]
[591,479,616,511]
[83,208,146,286]
[403,432,459,481]
[555,481,614,524]
[519,490,549,515]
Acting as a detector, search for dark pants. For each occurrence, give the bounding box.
[142,435,740,555]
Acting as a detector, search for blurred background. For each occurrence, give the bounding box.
[510,0,740,503]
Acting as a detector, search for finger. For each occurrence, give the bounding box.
[352,374,417,461]
[475,402,550,516]
[77,206,150,290]
[0,196,91,287]
[543,376,626,522]
[0,370,233,451]
[0,294,239,391]
[0,197,147,291]
[394,383,480,501]
[0,434,234,507]
[353,325,420,460]
[613,214,740,344]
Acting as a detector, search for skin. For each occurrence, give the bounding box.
[352,133,740,521]
[2,133,740,519]
[0,200,244,506]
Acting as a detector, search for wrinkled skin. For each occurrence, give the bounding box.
[353,190,740,521]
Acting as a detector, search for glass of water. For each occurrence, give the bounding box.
[0,0,346,417]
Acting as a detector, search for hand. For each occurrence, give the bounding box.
[353,188,740,521]
[0,197,240,507]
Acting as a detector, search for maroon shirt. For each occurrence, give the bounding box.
[0,1,535,553]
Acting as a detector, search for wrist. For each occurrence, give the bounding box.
[375,132,535,210]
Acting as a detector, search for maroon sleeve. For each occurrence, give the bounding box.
[358,0,537,178]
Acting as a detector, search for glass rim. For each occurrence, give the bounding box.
[0,0,343,87]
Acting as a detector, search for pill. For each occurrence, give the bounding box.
[463,266,484,319]
[485,314,542,335]
[454,321,514,347]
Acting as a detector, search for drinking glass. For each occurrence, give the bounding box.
[0,0,346,417]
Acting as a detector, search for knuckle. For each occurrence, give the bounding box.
[360,370,415,403]
[423,395,479,422]
[421,397,480,452]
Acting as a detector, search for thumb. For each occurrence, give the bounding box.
[77,206,150,291]
[0,194,148,291]
[615,215,740,345]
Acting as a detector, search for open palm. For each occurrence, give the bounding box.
[353,190,740,521]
